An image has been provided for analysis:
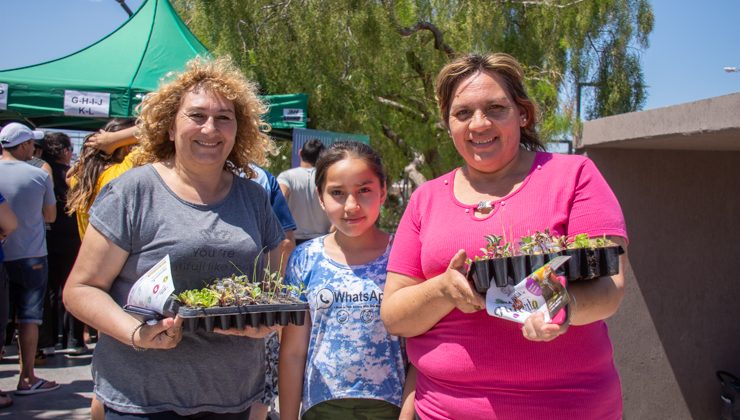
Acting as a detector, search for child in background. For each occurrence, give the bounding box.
[279,141,406,419]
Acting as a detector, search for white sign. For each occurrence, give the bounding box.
[126,255,176,315]
[0,83,7,110]
[64,90,110,117]
[485,256,571,324]
[283,108,304,123]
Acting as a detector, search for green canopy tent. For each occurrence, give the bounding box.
[0,0,306,132]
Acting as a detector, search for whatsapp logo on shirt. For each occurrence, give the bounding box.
[317,288,334,309]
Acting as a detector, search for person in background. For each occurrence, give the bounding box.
[279,141,406,420]
[0,193,18,408]
[66,119,137,420]
[37,132,83,357]
[23,134,53,360]
[27,137,53,180]
[64,56,286,418]
[277,139,332,245]
[380,52,631,419]
[0,122,59,395]
[243,164,296,420]
[67,119,138,240]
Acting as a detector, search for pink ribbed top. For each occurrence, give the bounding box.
[388,152,627,419]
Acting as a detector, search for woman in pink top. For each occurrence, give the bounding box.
[381,53,632,419]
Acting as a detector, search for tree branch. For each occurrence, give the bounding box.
[376,97,428,122]
[397,22,455,58]
[383,0,455,58]
[381,124,405,149]
[501,0,589,8]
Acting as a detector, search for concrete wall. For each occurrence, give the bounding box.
[585,148,740,420]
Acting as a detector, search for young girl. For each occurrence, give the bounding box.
[279,141,406,419]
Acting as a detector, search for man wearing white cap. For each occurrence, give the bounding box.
[0,123,59,395]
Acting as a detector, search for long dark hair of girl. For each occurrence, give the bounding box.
[66,118,136,216]
[314,140,387,195]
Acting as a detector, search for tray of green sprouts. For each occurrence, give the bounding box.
[176,273,307,333]
[467,230,623,293]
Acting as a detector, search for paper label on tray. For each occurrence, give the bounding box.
[485,256,570,324]
[126,255,175,313]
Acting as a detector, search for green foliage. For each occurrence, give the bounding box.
[172,0,653,185]
[176,273,305,308]
[482,234,513,258]
[475,229,616,259]
[568,233,615,249]
[177,288,220,308]
[176,248,301,308]
[570,233,592,249]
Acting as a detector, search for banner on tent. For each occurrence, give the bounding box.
[64,90,110,117]
[0,83,7,110]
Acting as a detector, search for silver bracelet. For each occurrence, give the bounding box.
[130,322,147,352]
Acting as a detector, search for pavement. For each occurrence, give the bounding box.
[0,343,95,419]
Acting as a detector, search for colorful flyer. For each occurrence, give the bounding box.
[126,255,175,314]
[485,256,571,324]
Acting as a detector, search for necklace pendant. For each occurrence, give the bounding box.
[476,200,494,211]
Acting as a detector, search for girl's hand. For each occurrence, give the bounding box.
[133,316,185,350]
[213,324,282,339]
[521,312,568,342]
[86,130,117,155]
[440,249,486,313]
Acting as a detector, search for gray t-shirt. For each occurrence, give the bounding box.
[89,165,284,415]
[277,167,331,240]
[0,161,55,261]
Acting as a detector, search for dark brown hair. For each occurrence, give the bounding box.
[435,52,545,151]
[314,141,386,194]
[41,132,71,162]
[300,139,325,166]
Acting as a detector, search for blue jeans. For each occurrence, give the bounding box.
[0,263,9,345]
[6,256,48,324]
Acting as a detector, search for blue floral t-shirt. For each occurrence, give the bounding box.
[285,236,406,414]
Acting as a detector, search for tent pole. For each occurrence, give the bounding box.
[115,0,133,17]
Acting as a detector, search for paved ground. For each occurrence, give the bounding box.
[0,344,95,419]
[0,343,281,419]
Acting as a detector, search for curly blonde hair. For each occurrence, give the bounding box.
[135,56,275,177]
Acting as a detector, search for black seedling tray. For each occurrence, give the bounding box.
[468,246,624,293]
[178,302,309,333]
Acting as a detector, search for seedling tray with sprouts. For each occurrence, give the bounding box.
[468,246,624,293]
[178,303,309,333]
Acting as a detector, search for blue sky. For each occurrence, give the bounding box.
[1,0,738,112]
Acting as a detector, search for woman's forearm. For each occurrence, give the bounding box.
[569,237,630,326]
[381,273,456,337]
[62,225,139,346]
[64,281,141,345]
[89,126,138,154]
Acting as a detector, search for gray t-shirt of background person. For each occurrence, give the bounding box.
[88,165,284,415]
[0,161,55,261]
[277,167,331,240]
